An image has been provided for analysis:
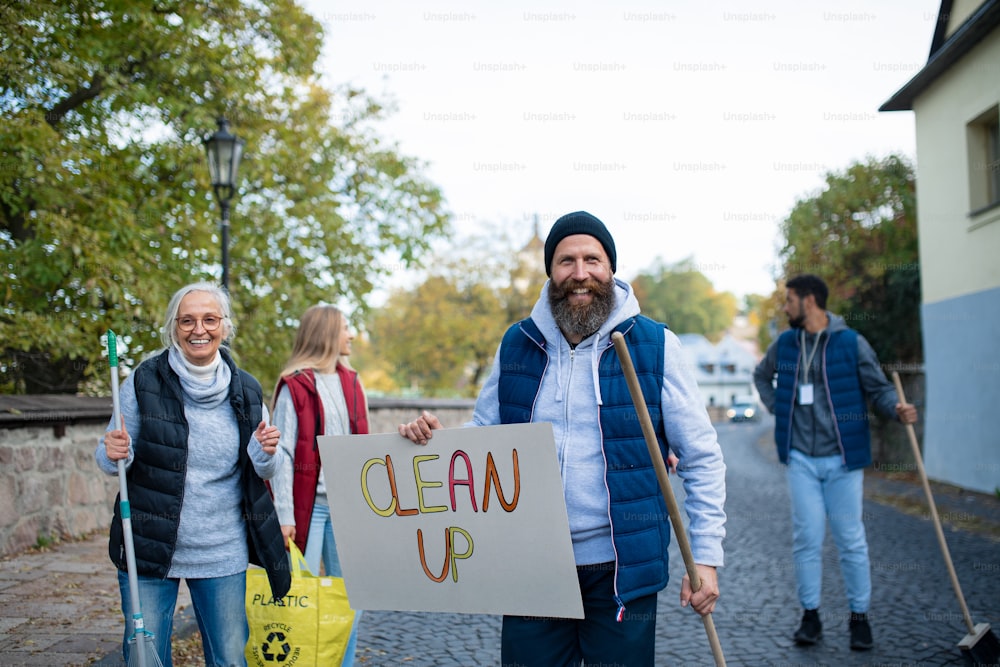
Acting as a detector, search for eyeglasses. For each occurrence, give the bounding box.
[175,315,224,332]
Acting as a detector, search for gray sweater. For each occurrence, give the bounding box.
[269,372,352,526]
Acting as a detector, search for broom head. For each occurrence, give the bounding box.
[959,622,1000,666]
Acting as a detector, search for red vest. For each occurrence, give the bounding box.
[275,365,369,553]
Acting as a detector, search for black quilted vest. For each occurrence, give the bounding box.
[108,348,290,598]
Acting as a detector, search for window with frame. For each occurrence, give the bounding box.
[989,117,1000,207]
[967,106,1000,214]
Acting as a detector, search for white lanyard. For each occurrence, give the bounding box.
[799,329,823,384]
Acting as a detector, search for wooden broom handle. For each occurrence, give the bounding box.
[891,371,975,634]
[612,332,726,667]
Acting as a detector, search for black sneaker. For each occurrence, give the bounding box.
[849,612,874,650]
[794,608,822,645]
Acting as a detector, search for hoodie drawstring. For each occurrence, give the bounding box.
[554,340,565,401]
[591,333,604,406]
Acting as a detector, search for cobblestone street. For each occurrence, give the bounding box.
[352,417,1000,666]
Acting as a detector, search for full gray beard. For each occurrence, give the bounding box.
[549,279,616,339]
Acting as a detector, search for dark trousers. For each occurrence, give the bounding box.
[501,561,658,667]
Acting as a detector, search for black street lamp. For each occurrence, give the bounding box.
[203,117,245,291]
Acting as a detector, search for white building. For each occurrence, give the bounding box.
[677,333,760,408]
[881,0,1000,493]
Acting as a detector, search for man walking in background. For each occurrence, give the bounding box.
[753,274,918,651]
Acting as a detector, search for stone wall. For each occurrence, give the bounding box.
[0,398,474,558]
[0,422,119,559]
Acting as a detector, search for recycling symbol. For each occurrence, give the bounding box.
[261,631,292,662]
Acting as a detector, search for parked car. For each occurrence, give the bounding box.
[727,401,759,422]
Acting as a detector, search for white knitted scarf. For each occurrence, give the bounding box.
[168,346,232,409]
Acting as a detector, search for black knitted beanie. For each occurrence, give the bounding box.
[543,211,617,277]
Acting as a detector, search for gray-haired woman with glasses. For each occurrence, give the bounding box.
[96,281,291,667]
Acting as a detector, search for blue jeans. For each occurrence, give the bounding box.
[117,569,248,667]
[501,561,658,666]
[305,500,361,667]
[787,448,871,612]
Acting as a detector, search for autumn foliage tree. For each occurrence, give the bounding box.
[631,258,737,340]
[774,154,921,365]
[364,225,545,397]
[0,1,448,394]
[367,267,504,397]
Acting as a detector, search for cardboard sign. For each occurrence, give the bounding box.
[318,422,584,618]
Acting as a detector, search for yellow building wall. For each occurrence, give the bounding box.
[911,35,1000,305]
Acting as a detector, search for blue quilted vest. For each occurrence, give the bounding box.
[773,328,871,469]
[497,315,673,605]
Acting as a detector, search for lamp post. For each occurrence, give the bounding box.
[203,117,245,291]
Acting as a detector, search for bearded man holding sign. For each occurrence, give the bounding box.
[399,211,727,667]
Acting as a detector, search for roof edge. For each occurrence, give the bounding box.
[928,0,955,55]
[880,0,1000,112]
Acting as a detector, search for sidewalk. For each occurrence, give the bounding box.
[865,469,1000,538]
[1,467,997,667]
[0,536,192,667]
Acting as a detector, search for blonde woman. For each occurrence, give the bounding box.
[270,304,368,666]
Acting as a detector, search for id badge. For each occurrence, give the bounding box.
[798,383,814,405]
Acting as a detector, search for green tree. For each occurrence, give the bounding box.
[0,1,448,395]
[750,289,784,352]
[775,154,920,364]
[632,258,737,339]
[346,333,400,397]
[364,223,544,397]
[367,265,504,397]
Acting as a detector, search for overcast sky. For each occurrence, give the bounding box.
[299,0,939,299]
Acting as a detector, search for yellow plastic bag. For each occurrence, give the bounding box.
[245,542,355,666]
